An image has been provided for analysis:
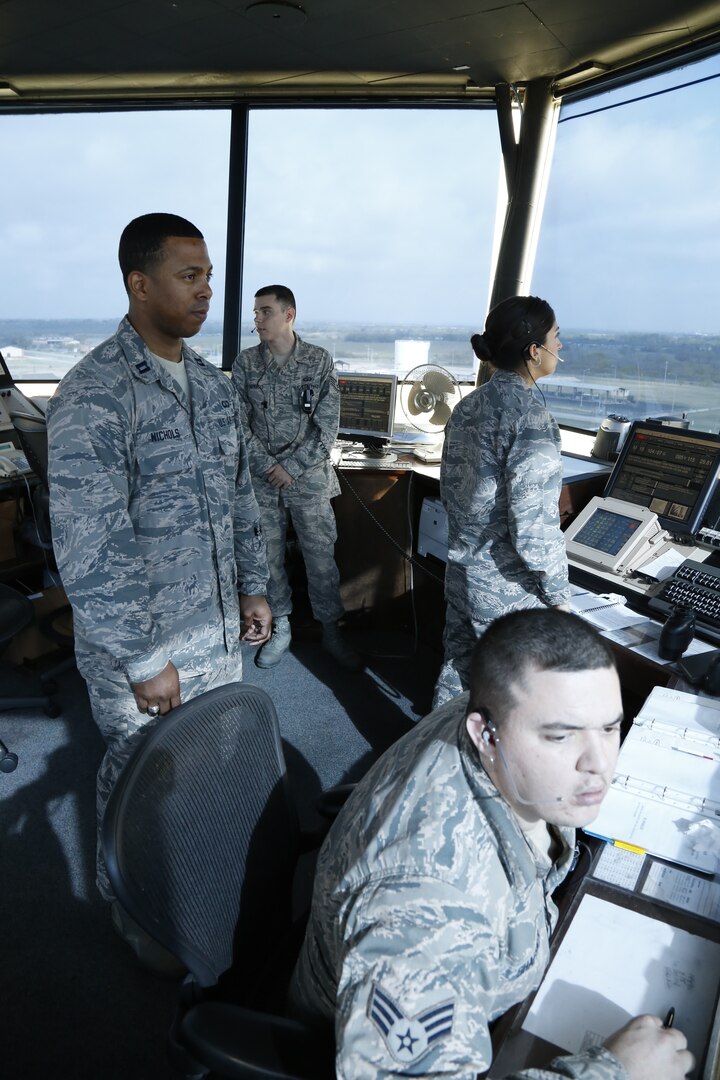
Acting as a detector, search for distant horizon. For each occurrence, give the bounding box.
[2,317,720,341]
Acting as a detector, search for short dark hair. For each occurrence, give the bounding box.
[255,285,296,312]
[118,213,204,292]
[471,295,555,373]
[468,609,616,722]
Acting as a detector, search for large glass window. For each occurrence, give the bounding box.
[532,56,720,434]
[0,110,230,379]
[242,108,501,383]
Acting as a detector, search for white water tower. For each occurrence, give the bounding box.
[394,339,430,372]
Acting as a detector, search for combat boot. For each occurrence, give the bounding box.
[255,615,292,668]
[321,621,363,671]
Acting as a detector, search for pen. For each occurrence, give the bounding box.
[670,745,714,761]
[663,1007,675,1029]
[592,833,647,856]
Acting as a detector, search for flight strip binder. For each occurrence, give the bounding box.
[584,686,720,874]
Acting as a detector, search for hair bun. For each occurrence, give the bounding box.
[471,332,493,361]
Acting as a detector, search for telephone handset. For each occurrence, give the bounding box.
[0,446,31,477]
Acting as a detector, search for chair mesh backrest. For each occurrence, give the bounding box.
[103,682,299,989]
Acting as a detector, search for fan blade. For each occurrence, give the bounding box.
[407,381,427,415]
[423,369,454,396]
[430,401,452,426]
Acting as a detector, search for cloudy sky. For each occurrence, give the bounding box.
[2,53,719,335]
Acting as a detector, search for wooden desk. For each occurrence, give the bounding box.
[333,452,609,643]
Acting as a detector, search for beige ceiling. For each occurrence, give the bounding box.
[1,0,720,104]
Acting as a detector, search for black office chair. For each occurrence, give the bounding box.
[10,410,75,675]
[0,581,61,719]
[102,682,336,1080]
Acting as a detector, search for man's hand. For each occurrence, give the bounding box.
[265,463,294,490]
[131,660,181,716]
[240,594,272,644]
[604,1014,694,1080]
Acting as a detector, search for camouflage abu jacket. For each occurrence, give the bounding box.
[440,369,569,621]
[232,335,341,500]
[289,694,627,1080]
[47,317,268,685]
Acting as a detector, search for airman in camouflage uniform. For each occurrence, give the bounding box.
[47,215,270,900]
[434,297,570,706]
[233,285,359,669]
[289,611,692,1080]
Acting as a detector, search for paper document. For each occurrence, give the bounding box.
[570,587,715,661]
[636,548,690,581]
[585,687,720,873]
[570,591,647,632]
[592,842,644,890]
[523,894,720,1064]
[641,862,720,922]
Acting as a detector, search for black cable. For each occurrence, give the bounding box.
[334,463,445,586]
[523,360,547,407]
[19,473,62,588]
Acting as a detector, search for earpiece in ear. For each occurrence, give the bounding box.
[482,729,492,744]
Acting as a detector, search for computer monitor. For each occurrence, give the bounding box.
[337,372,397,454]
[603,421,720,538]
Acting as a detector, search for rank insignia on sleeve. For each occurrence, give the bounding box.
[367,982,455,1064]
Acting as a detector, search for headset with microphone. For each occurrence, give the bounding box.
[538,343,563,363]
[478,715,566,807]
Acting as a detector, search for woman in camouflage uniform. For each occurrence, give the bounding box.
[433,295,570,706]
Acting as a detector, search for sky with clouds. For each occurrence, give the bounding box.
[2,54,720,335]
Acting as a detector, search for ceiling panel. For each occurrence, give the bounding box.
[0,0,719,103]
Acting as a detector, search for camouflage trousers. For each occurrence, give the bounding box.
[84,652,243,901]
[255,489,344,625]
[432,582,546,709]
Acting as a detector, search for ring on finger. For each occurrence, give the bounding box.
[147,704,160,717]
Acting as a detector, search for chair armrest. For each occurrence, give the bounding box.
[298,783,356,852]
[181,1001,335,1080]
[315,782,355,820]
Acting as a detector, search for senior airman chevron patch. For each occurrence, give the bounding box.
[368,982,455,1064]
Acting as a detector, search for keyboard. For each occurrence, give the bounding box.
[648,559,720,645]
[338,452,414,470]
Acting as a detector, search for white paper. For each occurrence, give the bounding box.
[637,548,689,581]
[585,687,720,873]
[601,621,666,661]
[592,843,644,889]
[642,862,720,922]
[570,592,648,632]
[523,894,720,1063]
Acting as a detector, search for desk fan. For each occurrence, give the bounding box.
[399,364,462,433]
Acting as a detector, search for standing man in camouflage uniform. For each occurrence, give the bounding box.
[289,610,693,1080]
[47,213,271,916]
[434,295,570,707]
[233,285,360,669]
